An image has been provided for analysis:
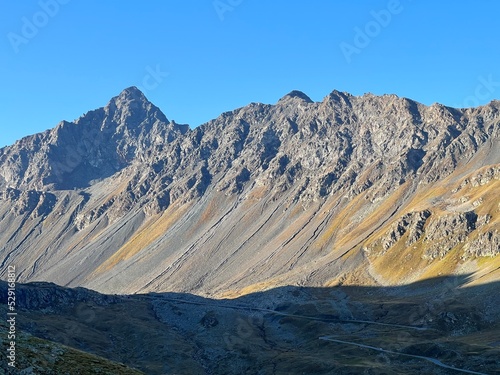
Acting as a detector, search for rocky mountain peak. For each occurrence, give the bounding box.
[323,89,353,106]
[0,87,498,301]
[278,90,313,104]
[117,86,146,100]
[101,86,168,129]
[0,87,180,190]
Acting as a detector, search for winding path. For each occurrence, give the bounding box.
[147,295,488,374]
[319,336,489,375]
[150,295,431,331]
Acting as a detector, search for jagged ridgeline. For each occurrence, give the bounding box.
[0,87,499,296]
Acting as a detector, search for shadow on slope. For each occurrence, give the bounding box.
[0,275,499,374]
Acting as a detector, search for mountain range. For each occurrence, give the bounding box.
[1,87,498,297]
[1,87,499,374]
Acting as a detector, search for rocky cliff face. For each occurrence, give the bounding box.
[0,87,498,295]
[0,87,187,191]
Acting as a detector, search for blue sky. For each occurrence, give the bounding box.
[1,0,499,147]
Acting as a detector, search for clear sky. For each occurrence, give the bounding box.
[1,0,499,147]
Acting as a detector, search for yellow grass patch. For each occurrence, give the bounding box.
[335,182,411,249]
[93,202,191,274]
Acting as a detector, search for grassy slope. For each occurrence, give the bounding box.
[0,320,145,375]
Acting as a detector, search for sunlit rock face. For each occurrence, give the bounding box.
[0,88,499,296]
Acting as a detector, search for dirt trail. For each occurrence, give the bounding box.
[319,336,489,375]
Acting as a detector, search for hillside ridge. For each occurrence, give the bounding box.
[0,87,498,296]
